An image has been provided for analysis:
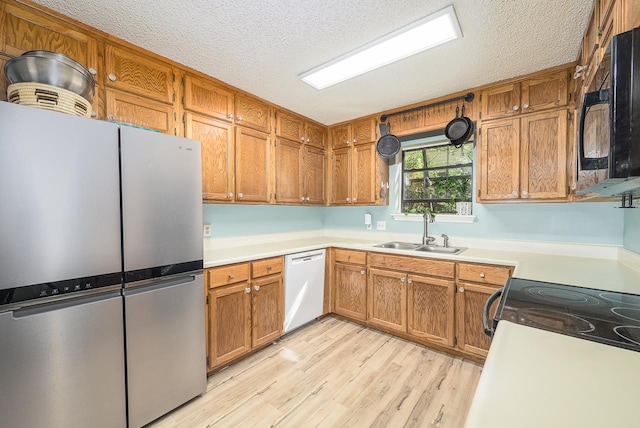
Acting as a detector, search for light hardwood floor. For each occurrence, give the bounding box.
[150,316,482,428]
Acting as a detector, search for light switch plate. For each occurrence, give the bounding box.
[203,224,212,237]
[376,221,386,231]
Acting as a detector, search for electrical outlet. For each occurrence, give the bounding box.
[376,221,386,231]
[203,224,212,237]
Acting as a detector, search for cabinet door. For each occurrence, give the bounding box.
[275,138,304,204]
[305,145,326,205]
[305,122,326,149]
[330,147,352,204]
[209,283,251,368]
[478,118,520,201]
[352,142,376,204]
[105,89,173,134]
[368,269,407,333]
[521,110,567,200]
[331,124,352,149]
[251,275,283,348]
[481,83,521,120]
[0,55,9,101]
[235,94,270,133]
[275,111,304,142]
[407,275,455,347]
[183,74,234,122]
[105,44,174,104]
[353,118,376,145]
[456,282,501,358]
[333,263,367,321]
[520,73,568,114]
[186,113,234,201]
[235,126,270,203]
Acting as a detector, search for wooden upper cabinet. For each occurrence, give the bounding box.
[184,74,234,122]
[0,55,9,101]
[305,122,326,149]
[481,73,567,121]
[481,83,521,120]
[186,113,234,201]
[234,94,270,133]
[234,126,270,203]
[275,138,304,204]
[599,0,616,30]
[367,268,407,333]
[331,147,352,204]
[520,110,567,200]
[353,142,376,204]
[478,118,520,201]
[331,124,352,149]
[105,89,173,134]
[105,44,174,104]
[251,274,283,348]
[407,274,455,347]
[275,111,304,142]
[305,146,326,205]
[353,118,376,145]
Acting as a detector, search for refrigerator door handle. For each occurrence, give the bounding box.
[4,286,122,316]
[123,272,201,296]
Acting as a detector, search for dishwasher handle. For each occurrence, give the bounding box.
[483,287,503,338]
[290,252,325,265]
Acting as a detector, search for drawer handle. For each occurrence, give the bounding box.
[254,285,260,292]
[229,274,235,279]
[480,273,486,278]
[267,266,272,271]
[245,287,251,294]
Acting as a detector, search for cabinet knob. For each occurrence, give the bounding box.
[229,274,234,279]
[237,115,243,121]
[458,287,465,293]
[523,104,529,109]
[301,137,305,142]
[238,192,244,198]
[400,277,406,283]
[88,68,97,75]
[407,278,413,284]
[346,140,351,145]
[360,270,365,275]
[228,114,234,120]
[346,255,351,260]
[512,190,518,196]
[91,111,97,118]
[228,192,234,198]
[353,197,358,202]
[346,197,351,202]
[352,139,357,143]
[512,105,519,111]
[301,196,305,201]
[306,138,310,143]
[254,285,260,292]
[267,266,272,271]
[245,287,251,294]
[108,73,117,82]
[522,190,529,196]
[305,197,310,201]
[480,273,486,278]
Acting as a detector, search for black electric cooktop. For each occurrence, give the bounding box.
[494,278,640,352]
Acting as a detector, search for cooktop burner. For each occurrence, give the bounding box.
[495,278,640,352]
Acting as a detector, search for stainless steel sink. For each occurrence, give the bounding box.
[414,245,467,255]
[374,242,422,250]
[374,242,466,255]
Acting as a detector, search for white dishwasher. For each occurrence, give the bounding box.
[284,249,326,333]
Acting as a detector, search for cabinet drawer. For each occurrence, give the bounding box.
[368,252,455,278]
[208,263,250,288]
[251,257,284,278]
[458,263,512,286]
[334,249,366,265]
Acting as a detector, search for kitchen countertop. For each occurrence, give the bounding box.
[464,321,640,428]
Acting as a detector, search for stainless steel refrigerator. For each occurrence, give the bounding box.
[0,101,206,428]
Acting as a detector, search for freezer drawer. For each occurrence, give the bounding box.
[124,273,206,428]
[0,290,126,428]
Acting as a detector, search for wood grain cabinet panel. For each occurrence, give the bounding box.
[481,83,521,120]
[458,263,512,287]
[334,263,367,321]
[0,55,9,101]
[353,118,376,145]
[275,138,304,204]
[305,122,326,149]
[368,252,454,279]
[251,257,283,278]
[305,146,326,205]
[234,126,270,203]
[334,249,366,265]
[183,74,234,122]
[456,282,501,358]
[275,111,304,142]
[331,124,352,149]
[208,282,252,369]
[407,274,455,347]
[330,147,352,204]
[520,73,568,114]
[478,118,521,201]
[207,263,250,288]
[105,89,173,134]
[105,44,174,104]
[234,94,270,133]
[353,143,376,204]
[185,113,234,202]
[367,268,407,333]
[251,274,283,348]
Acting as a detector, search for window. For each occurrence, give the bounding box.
[402,142,473,214]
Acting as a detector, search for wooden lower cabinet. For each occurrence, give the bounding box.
[367,268,407,333]
[455,281,502,358]
[333,263,367,321]
[208,282,252,369]
[251,274,284,348]
[407,274,455,347]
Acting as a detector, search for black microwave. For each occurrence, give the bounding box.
[578,26,640,197]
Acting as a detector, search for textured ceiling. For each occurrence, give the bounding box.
[33,0,593,125]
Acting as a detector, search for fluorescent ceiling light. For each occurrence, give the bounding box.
[300,5,462,90]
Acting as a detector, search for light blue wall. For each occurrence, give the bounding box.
[624,208,640,253]
[203,204,323,237]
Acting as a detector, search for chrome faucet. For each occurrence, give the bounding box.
[441,234,449,248]
[422,212,435,245]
